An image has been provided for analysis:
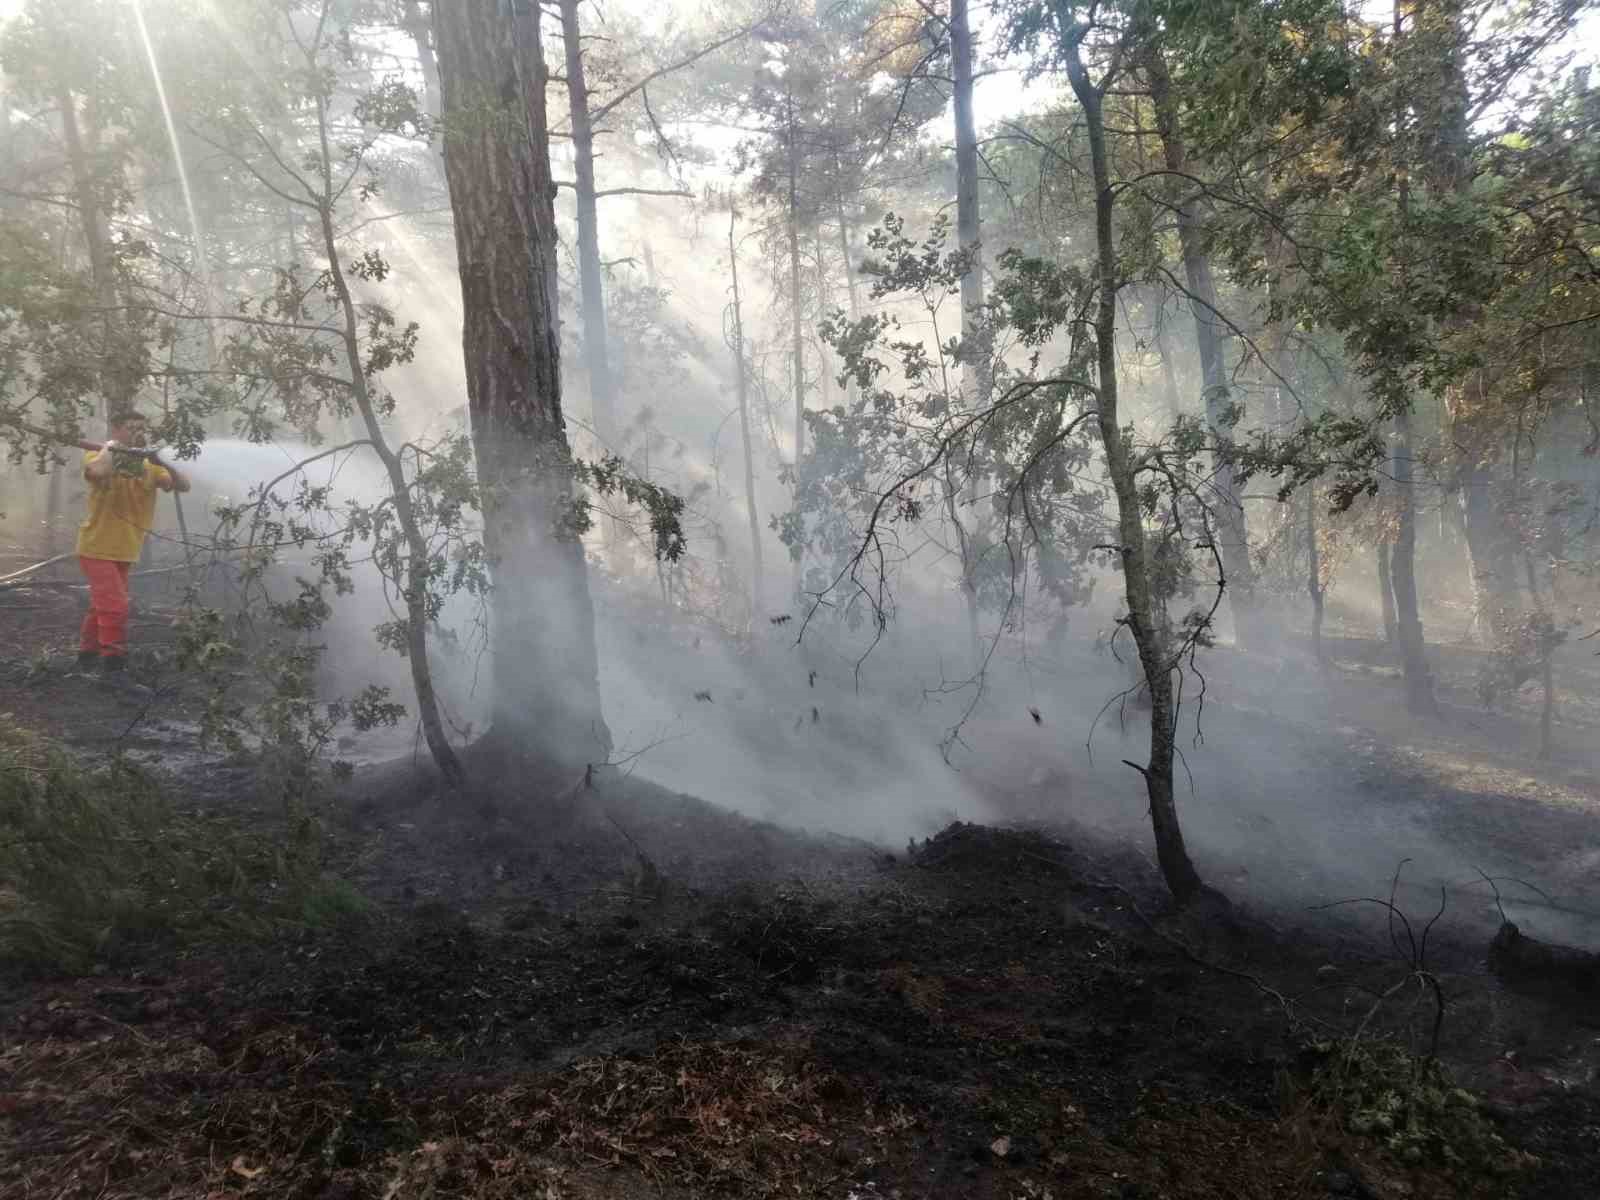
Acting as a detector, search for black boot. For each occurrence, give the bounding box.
[100,654,151,696]
[77,650,99,669]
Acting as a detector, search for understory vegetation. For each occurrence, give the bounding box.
[0,715,365,971]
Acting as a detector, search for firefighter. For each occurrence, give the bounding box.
[76,408,189,672]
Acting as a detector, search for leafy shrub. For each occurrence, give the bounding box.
[0,715,367,972]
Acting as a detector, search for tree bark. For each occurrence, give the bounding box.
[786,84,806,593]
[1308,486,1326,667]
[728,209,763,621]
[402,0,443,126]
[834,173,861,321]
[1455,461,1521,642]
[557,0,618,454]
[1540,647,1554,759]
[1382,0,1435,715]
[1390,409,1436,713]
[814,231,833,412]
[1153,298,1183,420]
[1376,534,1399,646]
[1144,50,1258,648]
[434,0,612,769]
[1417,0,1511,651]
[1063,23,1204,908]
[951,0,987,403]
[951,0,988,669]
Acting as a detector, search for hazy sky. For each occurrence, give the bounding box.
[1,0,1592,110]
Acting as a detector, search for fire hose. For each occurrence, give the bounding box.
[2,417,163,460]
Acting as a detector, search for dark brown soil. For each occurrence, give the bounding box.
[3,577,1599,1199]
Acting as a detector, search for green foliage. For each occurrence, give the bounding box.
[1305,1038,1537,1175]
[573,453,689,563]
[0,715,369,973]
[793,214,1107,626]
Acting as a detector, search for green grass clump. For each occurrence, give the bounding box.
[0,714,369,973]
[1306,1038,1537,1176]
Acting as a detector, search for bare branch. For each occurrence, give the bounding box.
[591,20,762,120]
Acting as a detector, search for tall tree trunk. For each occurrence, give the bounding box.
[834,176,861,320]
[951,0,988,668]
[1384,0,1436,715]
[557,0,618,454]
[1455,460,1520,642]
[951,0,987,401]
[1153,299,1183,420]
[1376,535,1399,645]
[1417,0,1508,650]
[814,230,833,411]
[1144,50,1258,648]
[435,0,612,769]
[1308,487,1326,667]
[1063,25,1204,908]
[1539,641,1555,759]
[1390,410,1436,713]
[728,210,763,621]
[786,91,806,593]
[58,87,135,420]
[45,466,63,555]
[402,0,443,127]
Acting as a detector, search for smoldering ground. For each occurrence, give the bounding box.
[114,319,1600,971]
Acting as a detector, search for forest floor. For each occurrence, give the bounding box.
[2,575,1599,1199]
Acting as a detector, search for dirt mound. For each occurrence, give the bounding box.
[909,820,1074,873]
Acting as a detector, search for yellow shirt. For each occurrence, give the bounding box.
[76,451,172,563]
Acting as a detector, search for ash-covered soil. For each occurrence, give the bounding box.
[3,581,1599,1199]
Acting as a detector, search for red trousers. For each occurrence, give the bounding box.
[79,556,132,658]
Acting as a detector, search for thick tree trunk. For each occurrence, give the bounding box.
[1390,410,1436,713]
[557,0,618,453]
[1456,462,1521,643]
[1417,0,1505,652]
[435,0,612,769]
[1064,29,1204,908]
[1145,51,1258,648]
[728,210,763,621]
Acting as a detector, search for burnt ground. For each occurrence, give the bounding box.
[3,571,1600,1199]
